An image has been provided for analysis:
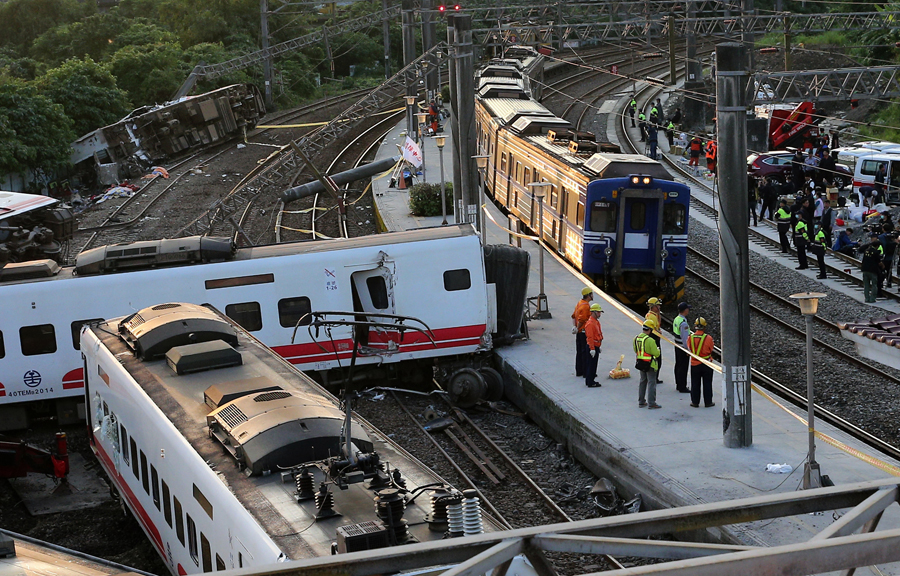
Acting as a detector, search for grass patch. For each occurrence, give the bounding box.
[859,101,900,143]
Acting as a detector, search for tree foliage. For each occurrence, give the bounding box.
[0,0,92,52]
[37,58,131,136]
[109,42,185,104]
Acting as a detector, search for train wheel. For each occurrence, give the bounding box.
[447,368,487,408]
[478,367,504,401]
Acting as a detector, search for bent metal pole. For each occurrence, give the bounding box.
[716,42,753,448]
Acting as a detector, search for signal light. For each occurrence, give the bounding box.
[438,4,459,12]
[439,4,445,11]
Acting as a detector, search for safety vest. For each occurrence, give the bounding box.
[690,139,702,152]
[638,113,646,121]
[794,219,808,240]
[630,99,637,110]
[688,333,711,359]
[775,207,791,223]
[673,315,688,338]
[650,106,658,117]
[706,142,717,160]
[814,229,826,247]
[634,333,653,360]
[667,122,674,131]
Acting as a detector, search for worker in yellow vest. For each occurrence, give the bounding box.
[634,319,661,409]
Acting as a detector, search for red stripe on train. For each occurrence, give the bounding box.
[61,368,85,389]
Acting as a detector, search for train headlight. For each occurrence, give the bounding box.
[629,175,653,186]
[604,247,613,257]
[661,249,669,260]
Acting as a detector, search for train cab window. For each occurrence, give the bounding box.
[162,480,172,527]
[0,331,5,359]
[187,515,199,565]
[140,451,149,494]
[225,302,262,332]
[630,202,646,229]
[201,533,212,572]
[121,425,129,465]
[174,497,185,545]
[663,203,686,234]
[589,201,617,232]
[216,554,226,571]
[576,202,585,228]
[130,439,139,479]
[278,297,312,328]
[20,324,57,356]
[366,277,389,310]
[238,553,243,568]
[443,269,471,291]
[151,465,160,510]
[71,319,103,350]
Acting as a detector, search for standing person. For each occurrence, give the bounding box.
[875,163,887,199]
[628,96,637,128]
[670,107,682,126]
[647,123,659,160]
[672,302,692,394]
[794,211,811,270]
[665,120,675,147]
[818,149,837,187]
[645,297,663,378]
[634,320,662,409]
[791,149,806,193]
[584,303,604,388]
[813,193,824,225]
[810,226,828,279]
[748,175,758,226]
[880,231,898,289]
[831,130,840,149]
[705,139,717,174]
[688,135,702,168]
[821,199,834,249]
[775,199,792,253]
[758,176,776,220]
[687,318,715,408]
[862,237,883,303]
[638,112,647,142]
[571,287,593,377]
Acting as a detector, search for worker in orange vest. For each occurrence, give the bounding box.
[705,139,717,174]
[688,135,702,167]
[571,287,593,377]
[688,317,716,408]
[584,303,604,388]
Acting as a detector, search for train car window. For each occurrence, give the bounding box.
[443,269,471,291]
[174,497,185,545]
[225,302,262,332]
[103,402,109,417]
[162,480,172,527]
[663,203,687,234]
[151,465,160,510]
[576,202,585,229]
[193,484,214,520]
[130,439,139,479]
[238,553,243,568]
[278,297,312,328]
[630,202,646,229]
[0,331,5,359]
[201,533,212,572]
[20,324,57,356]
[515,162,522,184]
[500,153,507,173]
[366,277,389,310]
[550,186,558,210]
[71,319,104,350]
[205,273,274,290]
[121,425,129,465]
[187,515,199,565]
[215,554,226,571]
[140,451,149,494]
[589,202,617,232]
[524,168,531,186]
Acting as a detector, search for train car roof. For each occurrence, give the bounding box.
[0,191,58,222]
[0,224,478,286]
[88,306,476,560]
[480,98,549,121]
[582,153,673,179]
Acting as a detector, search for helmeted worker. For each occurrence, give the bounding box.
[794,209,811,270]
[645,297,663,378]
[687,317,715,408]
[571,287,593,377]
[638,112,647,142]
[665,120,675,147]
[634,319,661,409]
[705,139,717,173]
[584,303,604,388]
[688,136,702,167]
[775,199,792,253]
[810,226,828,279]
[672,302,691,393]
[628,97,637,127]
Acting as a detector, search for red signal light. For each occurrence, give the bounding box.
[438,4,446,11]
[453,4,460,9]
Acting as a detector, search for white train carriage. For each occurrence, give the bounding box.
[0,225,522,428]
[82,302,505,576]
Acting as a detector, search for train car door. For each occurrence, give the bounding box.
[350,263,399,350]
[615,189,665,272]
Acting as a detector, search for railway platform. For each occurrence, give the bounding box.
[0,530,146,576]
[371,120,900,572]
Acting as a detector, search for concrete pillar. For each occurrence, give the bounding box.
[683,0,707,130]
[421,0,438,101]
[716,43,753,449]
[402,0,417,138]
[453,14,479,230]
[447,16,463,222]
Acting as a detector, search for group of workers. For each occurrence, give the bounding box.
[572,293,716,410]
[629,97,681,162]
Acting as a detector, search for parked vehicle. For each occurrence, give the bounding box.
[747,151,852,189]
[834,148,900,202]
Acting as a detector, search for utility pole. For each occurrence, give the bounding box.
[382,0,391,79]
[447,15,463,222]
[402,0,417,138]
[742,0,755,71]
[421,0,438,101]
[667,13,676,85]
[260,0,274,111]
[453,14,479,231]
[716,43,753,449]
[323,25,335,79]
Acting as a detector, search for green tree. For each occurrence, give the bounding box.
[157,0,258,47]
[31,12,125,65]
[109,42,184,104]
[0,75,74,182]
[37,57,131,136]
[0,48,42,80]
[0,0,92,52]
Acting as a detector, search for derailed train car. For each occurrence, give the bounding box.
[70,84,265,185]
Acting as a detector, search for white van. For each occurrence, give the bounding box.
[854,140,900,154]
[835,147,900,203]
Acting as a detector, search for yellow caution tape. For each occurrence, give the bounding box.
[281,207,327,214]
[275,225,332,239]
[482,205,539,240]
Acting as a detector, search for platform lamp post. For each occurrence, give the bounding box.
[790,291,828,490]
[528,181,552,319]
[435,135,448,225]
[405,95,417,140]
[415,112,428,180]
[473,155,489,236]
